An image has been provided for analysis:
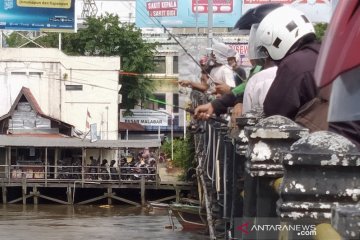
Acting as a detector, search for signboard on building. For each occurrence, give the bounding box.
[242,0,333,23]
[0,0,76,32]
[120,109,169,127]
[135,0,242,28]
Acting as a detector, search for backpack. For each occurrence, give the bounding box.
[295,84,331,132]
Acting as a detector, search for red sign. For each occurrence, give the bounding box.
[192,0,233,13]
[149,9,177,17]
[228,44,248,55]
[146,1,178,10]
[146,1,178,17]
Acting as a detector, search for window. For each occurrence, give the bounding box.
[153,56,166,74]
[173,93,179,113]
[149,93,166,110]
[65,85,83,91]
[29,72,43,76]
[173,56,178,74]
[11,72,26,75]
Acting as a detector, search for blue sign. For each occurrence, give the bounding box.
[1,0,76,32]
[135,0,242,28]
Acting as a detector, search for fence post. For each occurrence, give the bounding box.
[278,131,360,239]
[141,176,146,206]
[243,115,308,239]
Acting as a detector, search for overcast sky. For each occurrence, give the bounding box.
[75,1,136,23]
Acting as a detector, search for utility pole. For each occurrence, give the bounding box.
[82,0,98,18]
[207,0,213,48]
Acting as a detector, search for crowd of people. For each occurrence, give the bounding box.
[179,3,360,149]
[85,148,157,181]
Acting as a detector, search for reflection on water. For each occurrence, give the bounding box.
[0,205,205,240]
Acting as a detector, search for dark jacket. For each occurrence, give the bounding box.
[329,121,360,149]
[211,93,236,115]
[263,42,320,119]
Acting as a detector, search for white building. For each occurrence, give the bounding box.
[0,48,121,140]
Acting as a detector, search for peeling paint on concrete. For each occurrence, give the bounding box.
[345,189,360,201]
[288,212,304,220]
[319,203,331,209]
[255,164,283,169]
[295,183,306,193]
[284,153,292,160]
[251,141,271,161]
[291,131,357,153]
[321,154,340,166]
[250,129,291,139]
[238,130,248,143]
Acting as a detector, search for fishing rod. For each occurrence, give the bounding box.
[149,14,224,84]
[146,98,228,124]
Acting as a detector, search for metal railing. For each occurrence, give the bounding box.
[0,164,157,184]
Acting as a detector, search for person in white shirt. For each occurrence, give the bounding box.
[179,42,237,97]
[205,42,237,99]
[242,66,278,113]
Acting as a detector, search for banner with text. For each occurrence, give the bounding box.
[136,0,242,28]
[120,109,169,127]
[1,0,76,32]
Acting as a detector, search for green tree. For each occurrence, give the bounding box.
[161,136,196,180]
[6,13,157,110]
[314,23,328,42]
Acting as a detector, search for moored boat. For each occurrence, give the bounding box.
[148,202,170,215]
[169,203,207,231]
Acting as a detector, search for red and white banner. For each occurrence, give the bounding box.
[192,0,234,13]
[146,0,178,17]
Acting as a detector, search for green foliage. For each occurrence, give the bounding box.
[314,23,328,42]
[6,32,59,48]
[6,13,157,110]
[161,136,195,179]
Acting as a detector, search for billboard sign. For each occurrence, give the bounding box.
[120,109,168,127]
[242,0,333,23]
[1,0,76,32]
[136,0,242,28]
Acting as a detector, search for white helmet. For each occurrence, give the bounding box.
[248,24,268,60]
[207,40,237,65]
[256,6,315,60]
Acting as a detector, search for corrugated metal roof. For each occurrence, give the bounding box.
[0,135,161,148]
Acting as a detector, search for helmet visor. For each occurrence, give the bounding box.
[248,24,268,60]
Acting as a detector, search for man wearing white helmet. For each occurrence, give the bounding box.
[256,6,323,125]
[207,41,237,95]
[179,42,237,96]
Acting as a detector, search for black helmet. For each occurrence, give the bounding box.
[233,3,283,32]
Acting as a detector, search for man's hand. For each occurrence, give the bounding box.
[215,83,232,94]
[194,103,214,121]
[231,103,243,127]
[178,80,192,87]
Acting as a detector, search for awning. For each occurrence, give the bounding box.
[118,122,145,132]
[0,135,161,148]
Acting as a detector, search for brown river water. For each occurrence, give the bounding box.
[0,204,206,240]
